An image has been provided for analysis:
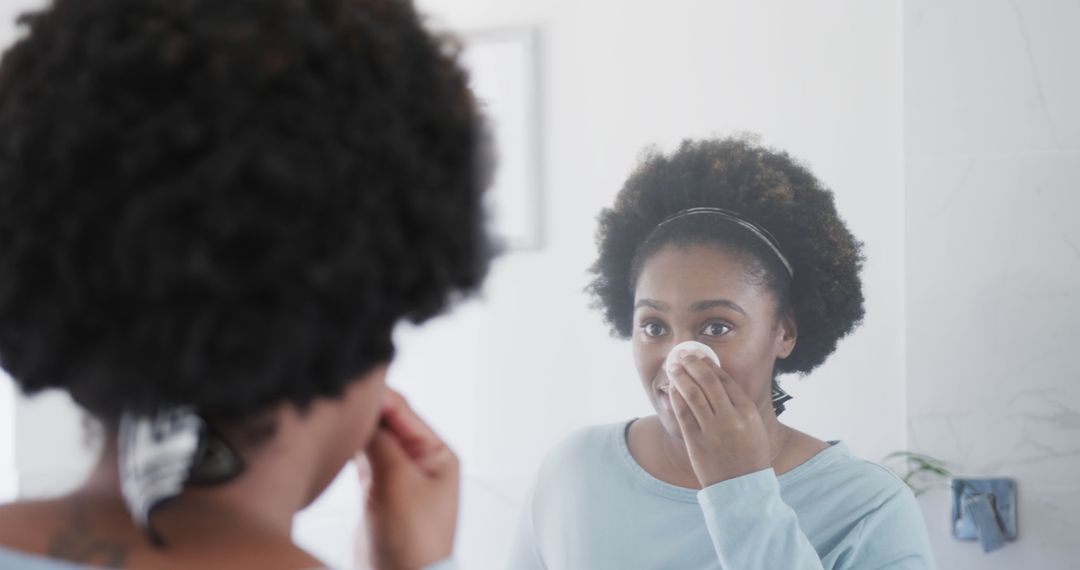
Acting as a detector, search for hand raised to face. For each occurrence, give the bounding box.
[668,354,772,487]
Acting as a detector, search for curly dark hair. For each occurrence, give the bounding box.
[0,0,493,420]
[587,137,864,375]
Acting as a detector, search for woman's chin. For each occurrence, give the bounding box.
[645,391,685,439]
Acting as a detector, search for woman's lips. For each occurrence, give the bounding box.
[657,381,673,413]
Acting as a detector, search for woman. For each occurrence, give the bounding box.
[509,137,934,569]
[0,0,491,568]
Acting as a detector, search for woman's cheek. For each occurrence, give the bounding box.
[723,360,767,400]
[630,337,650,369]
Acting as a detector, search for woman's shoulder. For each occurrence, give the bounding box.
[542,421,627,463]
[527,420,630,486]
[784,441,915,511]
[521,421,636,516]
[0,500,92,569]
[0,498,324,570]
[0,499,67,552]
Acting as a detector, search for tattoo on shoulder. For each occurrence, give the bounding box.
[47,499,129,568]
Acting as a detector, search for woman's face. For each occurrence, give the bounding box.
[631,243,796,439]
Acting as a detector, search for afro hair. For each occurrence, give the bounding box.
[587,136,865,375]
[0,0,494,419]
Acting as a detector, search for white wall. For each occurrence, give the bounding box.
[13,391,99,499]
[905,0,1080,567]
[0,0,45,507]
[0,0,14,509]
[0,372,15,502]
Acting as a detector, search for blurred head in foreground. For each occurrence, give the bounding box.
[0,0,492,564]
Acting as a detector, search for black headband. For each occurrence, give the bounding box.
[649,207,794,278]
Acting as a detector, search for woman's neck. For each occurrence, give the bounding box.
[79,434,313,543]
[638,404,798,490]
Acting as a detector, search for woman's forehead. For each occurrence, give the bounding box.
[634,244,769,308]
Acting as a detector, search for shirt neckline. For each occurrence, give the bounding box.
[614,418,847,503]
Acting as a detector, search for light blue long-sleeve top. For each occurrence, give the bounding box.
[507,420,935,569]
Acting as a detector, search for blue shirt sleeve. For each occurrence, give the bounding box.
[698,468,824,569]
[697,468,934,569]
[505,480,547,570]
[843,484,936,568]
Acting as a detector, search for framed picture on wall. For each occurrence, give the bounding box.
[460,27,543,251]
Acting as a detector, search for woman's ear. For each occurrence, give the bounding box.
[776,309,798,360]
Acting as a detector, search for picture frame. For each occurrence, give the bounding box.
[460,26,544,251]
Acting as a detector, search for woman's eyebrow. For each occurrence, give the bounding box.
[634,298,747,316]
[690,299,747,315]
[635,299,669,311]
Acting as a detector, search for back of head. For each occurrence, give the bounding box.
[0,0,492,421]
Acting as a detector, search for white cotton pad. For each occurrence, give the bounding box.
[665,340,721,376]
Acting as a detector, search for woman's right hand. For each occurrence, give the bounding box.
[360,389,459,570]
[668,355,772,487]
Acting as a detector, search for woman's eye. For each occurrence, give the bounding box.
[702,322,731,337]
[640,321,666,337]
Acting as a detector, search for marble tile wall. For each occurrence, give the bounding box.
[905,0,1080,567]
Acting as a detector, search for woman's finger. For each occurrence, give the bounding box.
[669,363,713,420]
[380,389,447,460]
[354,452,373,488]
[381,390,459,477]
[366,428,413,484]
[701,358,757,414]
[679,356,736,418]
[669,383,700,435]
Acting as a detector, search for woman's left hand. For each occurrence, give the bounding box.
[360,390,459,570]
[668,355,772,487]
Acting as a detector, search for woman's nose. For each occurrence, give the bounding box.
[671,329,698,346]
[657,331,695,362]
